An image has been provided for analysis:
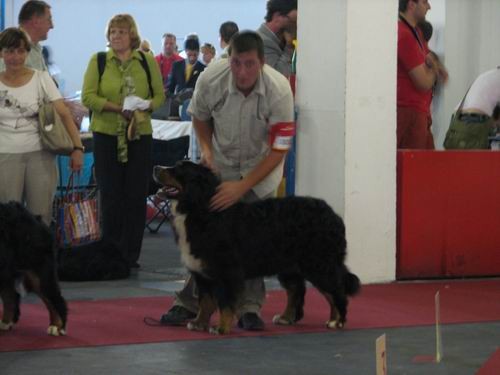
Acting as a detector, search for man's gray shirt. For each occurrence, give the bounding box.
[257,23,293,77]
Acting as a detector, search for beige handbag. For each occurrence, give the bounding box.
[37,71,74,155]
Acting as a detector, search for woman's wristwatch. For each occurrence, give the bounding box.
[73,146,85,152]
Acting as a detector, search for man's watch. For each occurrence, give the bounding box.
[73,146,85,152]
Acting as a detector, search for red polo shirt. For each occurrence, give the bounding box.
[155,53,183,81]
[397,19,432,114]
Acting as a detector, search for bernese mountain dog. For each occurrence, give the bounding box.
[0,201,67,336]
[154,161,360,335]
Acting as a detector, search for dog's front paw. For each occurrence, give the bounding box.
[209,325,231,335]
[326,319,344,329]
[272,314,294,325]
[47,325,66,336]
[0,321,14,331]
[187,321,209,332]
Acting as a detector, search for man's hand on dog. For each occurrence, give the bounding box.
[200,150,250,210]
[210,180,249,211]
[200,151,216,172]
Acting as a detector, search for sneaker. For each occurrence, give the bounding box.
[160,305,197,326]
[237,312,265,331]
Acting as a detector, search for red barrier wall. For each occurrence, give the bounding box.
[397,151,500,279]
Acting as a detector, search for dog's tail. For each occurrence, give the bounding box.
[344,271,361,296]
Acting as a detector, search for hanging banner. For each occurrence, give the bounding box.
[0,0,5,30]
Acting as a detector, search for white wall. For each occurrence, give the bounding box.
[6,0,266,95]
[296,0,397,283]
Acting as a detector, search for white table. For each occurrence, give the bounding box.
[151,120,198,161]
[80,118,198,161]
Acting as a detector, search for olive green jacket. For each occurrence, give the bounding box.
[82,49,165,135]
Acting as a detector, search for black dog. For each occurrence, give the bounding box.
[0,201,67,336]
[58,239,130,282]
[154,161,361,335]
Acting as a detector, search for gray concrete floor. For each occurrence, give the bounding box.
[1,223,499,374]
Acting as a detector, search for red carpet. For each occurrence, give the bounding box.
[477,349,500,375]
[1,280,499,352]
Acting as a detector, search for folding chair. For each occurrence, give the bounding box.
[146,135,190,233]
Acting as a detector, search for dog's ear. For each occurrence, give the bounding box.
[177,165,219,213]
[179,185,213,212]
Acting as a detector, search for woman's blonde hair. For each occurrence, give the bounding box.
[106,14,141,50]
[201,43,216,56]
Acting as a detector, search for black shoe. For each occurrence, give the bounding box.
[130,262,140,269]
[160,305,197,326]
[237,312,265,331]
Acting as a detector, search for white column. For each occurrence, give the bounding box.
[295,0,347,210]
[296,0,397,283]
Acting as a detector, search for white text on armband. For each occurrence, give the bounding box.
[269,121,295,151]
[273,135,294,150]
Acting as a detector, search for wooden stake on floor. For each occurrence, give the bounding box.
[376,334,387,375]
[435,291,443,363]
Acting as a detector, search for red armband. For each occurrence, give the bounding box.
[269,121,296,151]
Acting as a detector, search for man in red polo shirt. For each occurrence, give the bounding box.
[155,33,182,86]
[397,0,447,149]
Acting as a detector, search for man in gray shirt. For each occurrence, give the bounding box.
[0,1,53,72]
[160,31,295,331]
[257,0,297,77]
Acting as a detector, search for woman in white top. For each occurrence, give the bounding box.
[0,28,83,225]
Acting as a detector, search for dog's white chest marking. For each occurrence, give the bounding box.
[170,202,204,273]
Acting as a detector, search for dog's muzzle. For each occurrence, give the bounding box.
[153,165,181,199]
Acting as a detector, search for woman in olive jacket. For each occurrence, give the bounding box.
[82,14,165,268]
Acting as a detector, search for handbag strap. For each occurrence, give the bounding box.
[456,85,472,114]
[36,70,51,106]
[36,70,44,106]
[63,172,74,202]
[64,172,83,202]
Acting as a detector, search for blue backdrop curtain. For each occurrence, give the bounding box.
[0,0,5,30]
